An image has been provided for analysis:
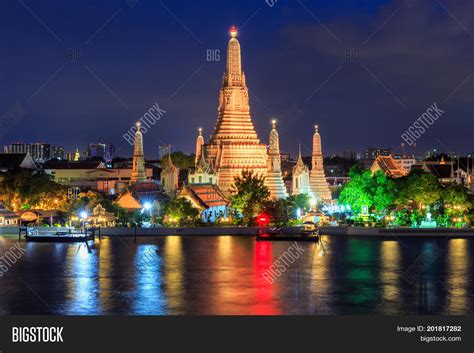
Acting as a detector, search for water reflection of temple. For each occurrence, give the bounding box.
[379,240,401,314]
[162,237,185,314]
[443,239,470,314]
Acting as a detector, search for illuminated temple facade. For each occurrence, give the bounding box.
[193,26,331,202]
[310,125,332,202]
[130,122,147,184]
[292,145,311,196]
[265,120,288,199]
[200,26,267,194]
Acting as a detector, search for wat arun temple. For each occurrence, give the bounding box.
[190,26,332,203]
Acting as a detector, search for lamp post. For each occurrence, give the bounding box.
[143,202,152,216]
[79,211,88,233]
[141,202,153,226]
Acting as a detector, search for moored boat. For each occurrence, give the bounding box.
[256,223,320,242]
[20,227,96,243]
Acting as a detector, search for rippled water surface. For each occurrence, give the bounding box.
[0,234,473,315]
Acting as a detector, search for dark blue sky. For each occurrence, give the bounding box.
[1,0,473,158]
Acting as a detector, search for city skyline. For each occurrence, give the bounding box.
[1,0,473,158]
[1,138,470,161]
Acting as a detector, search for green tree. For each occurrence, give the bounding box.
[395,172,442,210]
[393,209,410,226]
[440,184,471,225]
[286,194,311,218]
[442,184,470,214]
[163,197,200,226]
[68,190,102,215]
[338,166,374,214]
[0,169,68,211]
[370,171,395,213]
[264,199,288,226]
[229,170,270,225]
[338,167,395,216]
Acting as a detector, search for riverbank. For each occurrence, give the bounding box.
[320,226,474,237]
[2,226,474,237]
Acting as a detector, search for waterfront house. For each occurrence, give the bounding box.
[179,184,229,223]
[0,203,19,226]
[115,181,169,211]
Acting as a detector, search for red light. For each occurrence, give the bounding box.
[256,213,270,227]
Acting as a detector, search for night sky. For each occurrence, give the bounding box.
[1,0,473,158]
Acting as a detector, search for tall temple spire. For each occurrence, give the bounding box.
[195,127,204,165]
[296,144,304,166]
[265,119,288,199]
[209,25,260,143]
[167,145,175,168]
[161,144,179,196]
[268,119,280,157]
[196,145,209,171]
[131,121,147,183]
[203,26,268,193]
[310,124,331,202]
[226,25,241,78]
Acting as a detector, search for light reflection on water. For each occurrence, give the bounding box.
[379,240,401,314]
[162,237,184,314]
[0,235,473,315]
[63,244,100,315]
[445,239,470,315]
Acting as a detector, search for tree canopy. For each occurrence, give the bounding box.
[338,166,472,227]
[230,170,270,225]
[338,166,395,214]
[0,169,68,211]
[160,151,195,169]
[163,197,200,226]
[394,172,441,210]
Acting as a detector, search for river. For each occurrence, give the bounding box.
[0,234,472,315]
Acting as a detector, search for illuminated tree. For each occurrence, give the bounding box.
[230,170,270,225]
[442,184,470,214]
[338,166,374,214]
[0,169,68,211]
[163,197,199,226]
[370,171,395,213]
[285,193,311,218]
[338,167,395,216]
[394,172,441,210]
[68,190,102,215]
[440,184,471,226]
